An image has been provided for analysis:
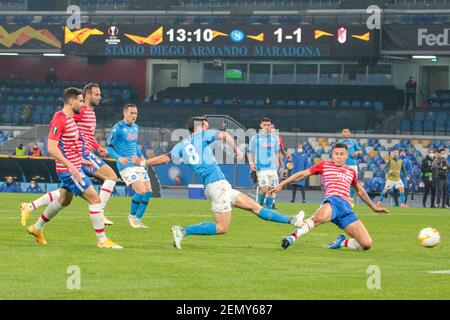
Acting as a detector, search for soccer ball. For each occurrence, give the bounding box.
[418,228,441,248]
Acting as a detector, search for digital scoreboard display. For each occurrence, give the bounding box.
[63,24,377,58]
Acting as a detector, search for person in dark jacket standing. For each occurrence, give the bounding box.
[432,148,449,208]
[405,76,417,111]
[290,144,311,203]
[421,148,436,208]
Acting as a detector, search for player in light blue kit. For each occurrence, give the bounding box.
[133,116,304,250]
[338,128,362,207]
[248,118,280,209]
[107,104,152,229]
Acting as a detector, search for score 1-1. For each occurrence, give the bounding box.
[274,28,302,43]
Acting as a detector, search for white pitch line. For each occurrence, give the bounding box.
[427,270,450,274]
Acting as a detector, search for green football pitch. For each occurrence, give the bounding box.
[1,193,449,300]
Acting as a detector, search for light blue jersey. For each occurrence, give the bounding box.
[339,138,361,166]
[170,130,225,186]
[249,133,280,171]
[106,120,142,172]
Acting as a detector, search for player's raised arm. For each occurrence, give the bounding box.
[354,183,389,214]
[270,168,313,194]
[217,131,243,159]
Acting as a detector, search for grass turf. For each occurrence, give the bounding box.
[1,193,449,299]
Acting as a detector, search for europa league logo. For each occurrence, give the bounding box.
[108,26,119,36]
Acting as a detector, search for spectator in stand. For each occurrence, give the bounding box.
[29,144,42,157]
[405,76,417,111]
[25,178,43,193]
[0,176,21,193]
[19,104,32,124]
[203,96,210,104]
[265,97,271,105]
[102,94,112,107]
[45,67,58,86]
[14,143,26,156]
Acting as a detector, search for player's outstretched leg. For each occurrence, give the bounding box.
[329,220,372,251]
[171,212,231,250]
[233,192,304,227]
[281,203,332,249]
[20,190,61,226]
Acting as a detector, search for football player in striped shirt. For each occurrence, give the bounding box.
[271,143,388,251]
[24,88,122,249]
[20,83,116,226]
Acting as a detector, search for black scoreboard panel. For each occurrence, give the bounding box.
[63,24,378,58]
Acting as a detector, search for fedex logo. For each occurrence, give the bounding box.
[418,28,450,47]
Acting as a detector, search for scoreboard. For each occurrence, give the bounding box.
[63,24,378,58]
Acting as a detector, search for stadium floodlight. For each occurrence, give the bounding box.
[0,52,19,55]
[43,53,65,57]
[412,55,437,59]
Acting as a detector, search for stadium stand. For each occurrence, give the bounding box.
[0,80,137,125]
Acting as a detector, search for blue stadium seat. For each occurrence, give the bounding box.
[400,120,411,134]
[340,100,350,108]
[414,112,425,121]
[374,101,384,112]
[318,100,328,107]
[286,100,296,106]
[412,120,422,133]
[46,96,55,103]
[447,121,450,133]
[307,100,318,108]
[276,100,286,106]
[255,99,264,106]
[436,112,448,122]
[31,113,41,124]
[35,105,44,114]
[14,105,22,113]
[42,114,51,123]
[162,98,172,104]
[431,102,441,108]
[44,105,54,114]
[425,112,437,121]
[213,99,223,105]
[36,96,45,103]
[6,96,15,103]
[244,99,254,106]
[193,98,202,105]
[435,121,446,134]
[5,104,14,113]
[16,96,25,103]
[351,101,362,108]
[183,98,193,104]
[2,113,12,123]
[423,120,435,133]
[224,99,233,105]
[442,102,450,109]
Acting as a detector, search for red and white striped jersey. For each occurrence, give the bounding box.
[48,111,82,173]
[309,161,358,203]
[72,105,99,154]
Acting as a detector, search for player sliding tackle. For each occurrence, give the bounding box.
[132,116,304,250]
[270,143,388,251]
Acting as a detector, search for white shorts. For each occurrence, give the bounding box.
[384,179,405,190]
[119,166,150,186]
[257,169,279,188]
[205,180,241,214]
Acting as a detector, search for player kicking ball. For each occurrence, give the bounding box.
[132,116,304,250]
[270,143,388,251]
